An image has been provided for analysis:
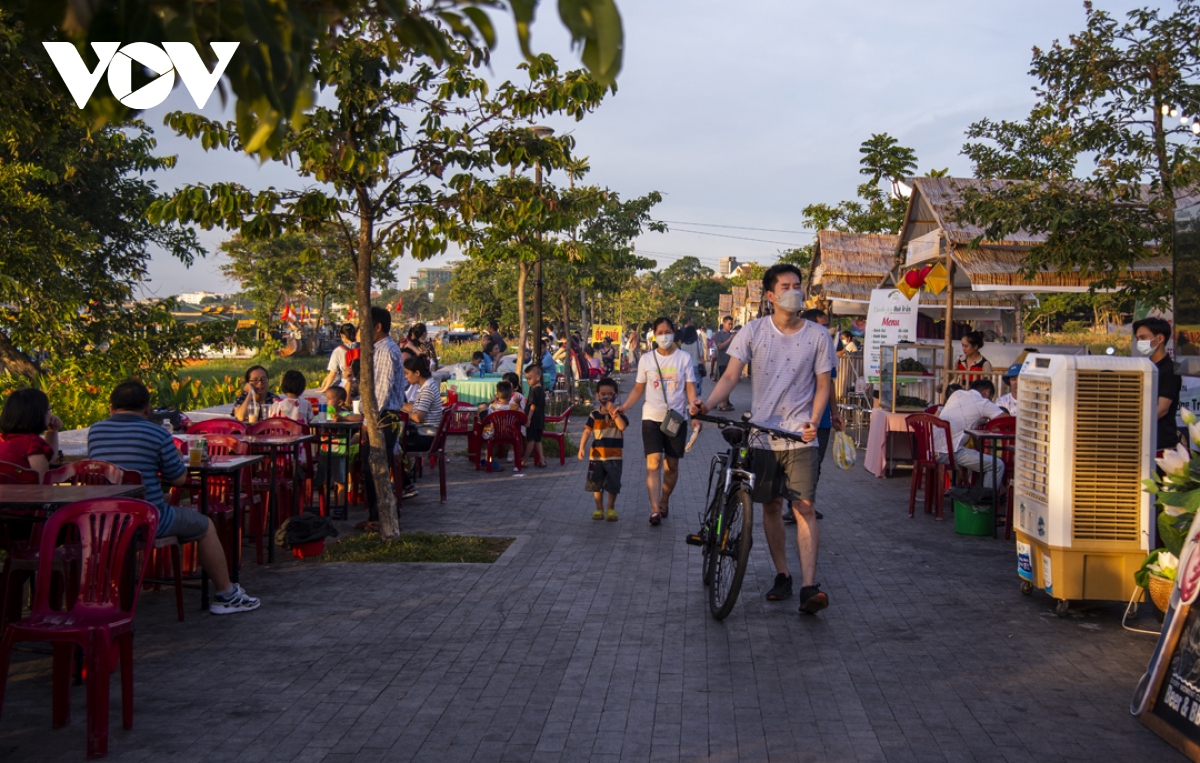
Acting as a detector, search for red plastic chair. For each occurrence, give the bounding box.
[0,460,38,484]
[0,498,160,758]
[924,404,942,415]
[542,406,573,466]
[248,417,314,516]
[443,405,478,459]
[905,414,956,520]
[43,460,130,487]
[0,461,46,633]
[406,413,452,503]
[477,410,525,471]
[171,435,255,569]
[186,418,247,436]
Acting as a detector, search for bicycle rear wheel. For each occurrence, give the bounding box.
[701,490,722,587]
[708,487,753,620]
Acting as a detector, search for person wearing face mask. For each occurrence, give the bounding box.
[1134,317,1181,452]
[619,316,700,526]
[692,264,834,615]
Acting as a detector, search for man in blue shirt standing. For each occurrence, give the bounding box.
[88,380,260,615]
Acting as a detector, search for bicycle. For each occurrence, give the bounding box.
[686,412,807,620]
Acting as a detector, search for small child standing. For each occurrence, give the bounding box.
[521,364,546,470]
[316,386,361,508]
[577,377,627,521]
[268,370,313,424]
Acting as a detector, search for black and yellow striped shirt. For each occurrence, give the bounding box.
[587,409,627,461]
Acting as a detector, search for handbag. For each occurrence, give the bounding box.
[651,350,687,438]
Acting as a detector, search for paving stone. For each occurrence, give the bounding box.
[0,377,1183,760]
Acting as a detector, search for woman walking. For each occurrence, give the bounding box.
[619,317,700,526]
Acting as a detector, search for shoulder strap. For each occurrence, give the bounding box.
[651,350,672,407]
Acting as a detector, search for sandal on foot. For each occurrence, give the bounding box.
[592,508,604,520]
[649,512,661,526]
[659,500,669,518]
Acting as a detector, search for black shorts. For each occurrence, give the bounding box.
[750,447,818,504]
[717,364,728,379]
[585,460,622,494]
[642,419,686,459]
[526,428,543,442]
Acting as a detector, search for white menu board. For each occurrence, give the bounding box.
[865,288,920,383]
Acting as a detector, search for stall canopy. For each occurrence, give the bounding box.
[807,229,1028,315]
[896,177,1171,293]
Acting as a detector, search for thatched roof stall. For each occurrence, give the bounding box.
[898,177,1170,292]
[808,229,1026,316]
[894,177,1170,393]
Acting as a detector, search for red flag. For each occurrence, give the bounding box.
[397,297,403,312]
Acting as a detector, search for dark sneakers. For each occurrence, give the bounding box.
[766,573,793,601]
[799,584,829,615]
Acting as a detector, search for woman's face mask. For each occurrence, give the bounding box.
[775,288,804,313]
[655,333,674,349]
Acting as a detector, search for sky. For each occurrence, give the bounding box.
[133,0,1159,298]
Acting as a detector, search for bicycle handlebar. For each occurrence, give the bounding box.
[691,412,809,443]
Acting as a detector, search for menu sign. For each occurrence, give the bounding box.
[864,288,920,383]
[1134,517,1200,760]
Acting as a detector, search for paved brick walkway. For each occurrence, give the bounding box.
[0,378,1183,761]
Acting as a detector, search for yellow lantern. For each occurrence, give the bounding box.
[896,280,919,300]
[924,262,948,295]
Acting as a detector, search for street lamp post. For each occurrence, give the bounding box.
[531,125,555,364]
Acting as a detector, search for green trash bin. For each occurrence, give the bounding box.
[953,499,993,536]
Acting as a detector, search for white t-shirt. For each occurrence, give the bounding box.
[636,348,695,423]
[937,389,1006,454]
[268,396,314,425]
[996,392,1017,415]
[727,316,834,451]
[327,344,356,388]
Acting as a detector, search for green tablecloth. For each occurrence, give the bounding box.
[441,375,519,405]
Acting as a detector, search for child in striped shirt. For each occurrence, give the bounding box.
[577,377,628,521]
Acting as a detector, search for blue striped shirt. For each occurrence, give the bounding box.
[88,414,186,532]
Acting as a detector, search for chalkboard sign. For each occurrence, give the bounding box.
[1134,521,1200,760]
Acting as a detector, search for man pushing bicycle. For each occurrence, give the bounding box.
[691,264,834,615]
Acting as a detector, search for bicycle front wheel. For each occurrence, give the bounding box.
[708,487,753,620]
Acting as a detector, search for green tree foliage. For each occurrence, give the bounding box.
[22,0,624,159]
[0,15,230,409]
[957,1,1200,301]
[150,24,611,539]
[220,231,393,334]
[802,132,936,235]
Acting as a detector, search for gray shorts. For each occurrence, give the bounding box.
[159,506,210,544]
[750,447,818,504]
[585,460,622,494]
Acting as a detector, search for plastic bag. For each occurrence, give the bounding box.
[833,430,857,470]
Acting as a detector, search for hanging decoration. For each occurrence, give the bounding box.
[924,262,949,295]
[896,280,919,300]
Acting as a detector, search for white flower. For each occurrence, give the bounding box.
[1190,420,1200,450]
[1184,407,1198,426]
[1156,444,1193,479]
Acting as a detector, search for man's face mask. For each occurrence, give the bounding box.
[775,289,804,313]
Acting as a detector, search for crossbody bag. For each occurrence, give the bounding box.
[651,350,687,438]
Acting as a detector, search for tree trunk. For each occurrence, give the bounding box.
[356,200,402,539]
[560,288,574,403]
[517,260,530,366]
[0,331,40,381]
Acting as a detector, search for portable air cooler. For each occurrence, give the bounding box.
[1013,354,1156,609]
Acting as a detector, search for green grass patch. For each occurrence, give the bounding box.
[317,531,514,563]
[182,356,330,388]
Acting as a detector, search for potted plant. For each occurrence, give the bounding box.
[1139,408,1200,610]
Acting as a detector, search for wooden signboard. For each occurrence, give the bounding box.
[1134,519,1200,761]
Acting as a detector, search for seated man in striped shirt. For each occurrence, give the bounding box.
[88,380,260,615]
